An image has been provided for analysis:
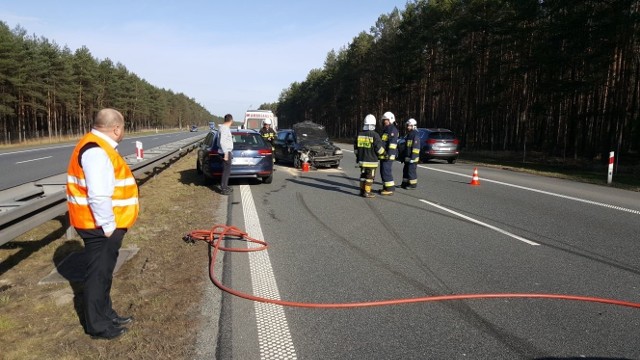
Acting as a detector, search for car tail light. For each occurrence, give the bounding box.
[426,139,437,145]
[258,149,272,156]
[453,139,459,145]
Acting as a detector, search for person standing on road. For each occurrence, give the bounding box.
[259,118,276,146]
[354,114,386,198]
[378,111,398,195]
[218,114,234,195]
[259,118,276,162]
[401,118,421,189]
[66,108,138,340]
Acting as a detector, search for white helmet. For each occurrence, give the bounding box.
[382,111,395,124]
[406,118,417,126]
[364,114,376,126]
[263,119,272,125]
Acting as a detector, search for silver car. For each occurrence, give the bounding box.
[418,128,460,164]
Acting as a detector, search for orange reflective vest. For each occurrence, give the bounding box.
[66,132,139,229]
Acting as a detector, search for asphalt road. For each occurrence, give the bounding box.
[212,147,640,359]
[0,131,205,191]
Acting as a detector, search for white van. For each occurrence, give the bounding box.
[242,110,277,131]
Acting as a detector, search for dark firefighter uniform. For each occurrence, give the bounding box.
[259,126,276,162]
[379,122,398,194]
[402,125,421,189]
[354,130,386,198]
[259,126,276,147]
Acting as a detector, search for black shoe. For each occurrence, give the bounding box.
[91,326,128,340]
[219,188,232,195]
[112,316,134,326]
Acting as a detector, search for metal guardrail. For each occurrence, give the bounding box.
[0,135,204,246]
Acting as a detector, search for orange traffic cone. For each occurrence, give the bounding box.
[469,167,480,186]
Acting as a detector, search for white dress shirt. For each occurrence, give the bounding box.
[81,129,118,234]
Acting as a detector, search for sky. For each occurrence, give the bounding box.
[0,0,409,122]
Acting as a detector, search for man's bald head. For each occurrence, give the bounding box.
[93,108,125,143]
[93,108,124,129]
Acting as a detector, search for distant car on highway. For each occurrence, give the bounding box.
[417,128,459,164]
[273,121,343,168]
[398,128,460,164]
[196,129,273,184]
[190,125,198,132]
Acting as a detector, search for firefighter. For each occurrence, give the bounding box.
[259,118,276,146]
[354,114,386,198]
[378,111,398,195]
[401,118,421,189]
[259,118,276,162]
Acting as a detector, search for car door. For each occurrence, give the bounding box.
[198,132,213,167]
[283,131,297,162]
[274,131,289,161]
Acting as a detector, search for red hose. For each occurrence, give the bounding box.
[186,225,640,310]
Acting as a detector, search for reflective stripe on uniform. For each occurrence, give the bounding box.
[67,195,88,205]
[359,161,379,168]
[67,195,138,207]
[115,177,137,187]
[67,175,87,188]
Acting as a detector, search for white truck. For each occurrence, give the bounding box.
[242,110,277,131]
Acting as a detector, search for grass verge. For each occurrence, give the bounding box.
[0,151,222,359]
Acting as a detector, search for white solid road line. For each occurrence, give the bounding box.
[240,185,298,360]
[16,156,52,164]
[421,165,640,215]
[419,199,540,246]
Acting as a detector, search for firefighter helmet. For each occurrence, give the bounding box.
[364,114,376,126]
[382,111,395,123]
[263,119,272,125]
[406,118,417,126]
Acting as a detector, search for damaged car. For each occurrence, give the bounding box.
[273,121,343,168]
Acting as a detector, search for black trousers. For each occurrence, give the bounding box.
[77,228,126,335]
[221,152,232,190]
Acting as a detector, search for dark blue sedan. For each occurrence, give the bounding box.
[196,129,274,184]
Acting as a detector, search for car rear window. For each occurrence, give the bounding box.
[231,133,266,149]
[428,132,456,140]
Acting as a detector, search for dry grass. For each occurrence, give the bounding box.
[0,151,223,359]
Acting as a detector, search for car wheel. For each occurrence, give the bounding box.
[293,154,301,169]
[262,174,273,184]
[448,158,457,164]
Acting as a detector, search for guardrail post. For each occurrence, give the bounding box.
[62,214,77,239]
[607,151,614,185]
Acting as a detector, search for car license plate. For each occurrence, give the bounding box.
[232,158,253,165]
[439,147,450,151]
